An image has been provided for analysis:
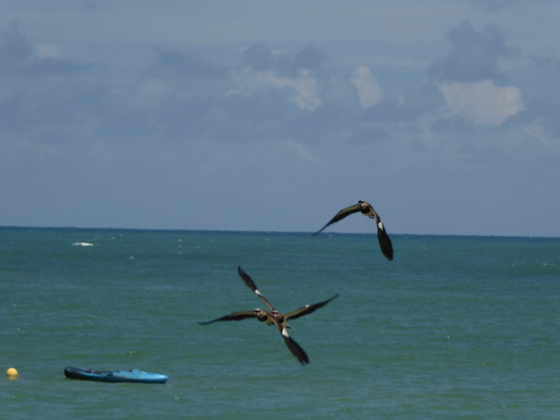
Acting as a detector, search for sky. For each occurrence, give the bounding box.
[1,1,559,237]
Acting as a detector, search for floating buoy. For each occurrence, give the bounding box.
[6,367,18,379]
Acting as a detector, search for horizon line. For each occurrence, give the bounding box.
[0,224,558,240]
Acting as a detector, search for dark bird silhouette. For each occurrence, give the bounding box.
[198,266,338,365]
[314,200,394,260]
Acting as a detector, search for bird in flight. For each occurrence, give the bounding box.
[314,200,394,261]
[198,266,338,365]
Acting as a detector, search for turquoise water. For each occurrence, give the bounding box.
[1,227,559,419]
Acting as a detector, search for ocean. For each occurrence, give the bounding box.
[1,227,559,419]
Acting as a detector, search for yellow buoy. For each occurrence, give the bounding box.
[6,367,18,379]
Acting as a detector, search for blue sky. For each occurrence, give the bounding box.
[1,1,559,237]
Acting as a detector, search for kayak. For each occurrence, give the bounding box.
[64,366,168,384]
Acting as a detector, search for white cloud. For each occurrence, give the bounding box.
[350,65,383,109]
[523,118,559,147]
[436,79,523,126]
[236,67,322,111]
[33,44,61,58]
[283,139,317,162]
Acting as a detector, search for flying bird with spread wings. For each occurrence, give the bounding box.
[314,200,394,261]
[198,266,338,365]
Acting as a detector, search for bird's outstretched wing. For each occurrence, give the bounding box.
[237,266,276,312]
[285,294,339,321]
[376,222,394,261]
[313,203,362,235]
[263,314,309,365]
[281,331,310,365]
[197,310,257,325]
[359,201,394,261]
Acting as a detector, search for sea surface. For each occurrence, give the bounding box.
[1,227,559,419]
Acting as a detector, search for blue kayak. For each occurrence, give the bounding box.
[64,366,168,384]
